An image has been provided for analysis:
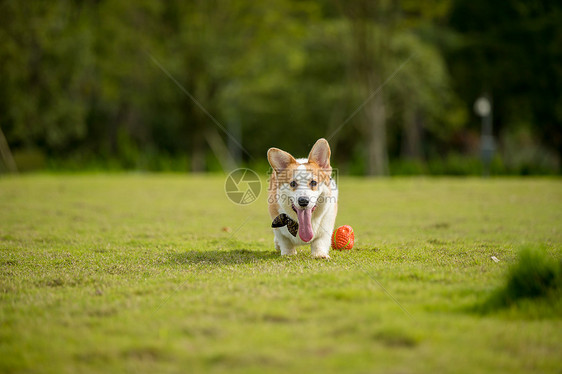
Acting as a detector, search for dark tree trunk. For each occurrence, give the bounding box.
[366,91,388,175]
[402,104,424,161]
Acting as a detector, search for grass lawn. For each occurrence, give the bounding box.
[1,174,561,373]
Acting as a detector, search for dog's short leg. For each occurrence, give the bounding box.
[311,233,331,259]
[311,215,335,259]
[273,231,296,255]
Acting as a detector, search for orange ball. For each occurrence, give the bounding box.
[331,225,354,250]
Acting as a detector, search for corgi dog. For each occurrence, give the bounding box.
[267,138,338,258]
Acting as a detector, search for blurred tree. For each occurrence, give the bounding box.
[0,0,557,174]
[151,0,320,170]
[336,0,463,174]
[385,32,465,162]
[91,1,184,167]
[390,0,467,162]
[0,1,94,153]
[447,0,562,168]
[0,126,18,172]
[339,0,398,175]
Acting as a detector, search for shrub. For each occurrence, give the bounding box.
[482,246,562,312]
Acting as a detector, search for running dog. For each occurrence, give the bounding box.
[267,138,338,258]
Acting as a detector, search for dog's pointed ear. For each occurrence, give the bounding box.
[268,147,297,174]
[308,138,331,171]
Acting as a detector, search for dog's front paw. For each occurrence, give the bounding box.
[280,247,297,256]
[311,241,331,259]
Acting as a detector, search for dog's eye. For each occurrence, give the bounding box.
[310,180,317,187]
[290,181,297,188]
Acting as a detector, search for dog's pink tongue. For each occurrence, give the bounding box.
[296,208,314,242]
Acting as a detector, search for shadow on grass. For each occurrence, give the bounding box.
[470,245,562,318]
[169,249,279,266]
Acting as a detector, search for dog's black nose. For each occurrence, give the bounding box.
[298,196,309,207]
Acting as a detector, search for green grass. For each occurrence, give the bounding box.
[1,174,561,373]
[480,245,562,315]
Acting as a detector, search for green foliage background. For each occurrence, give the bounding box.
[0,0,560,174]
